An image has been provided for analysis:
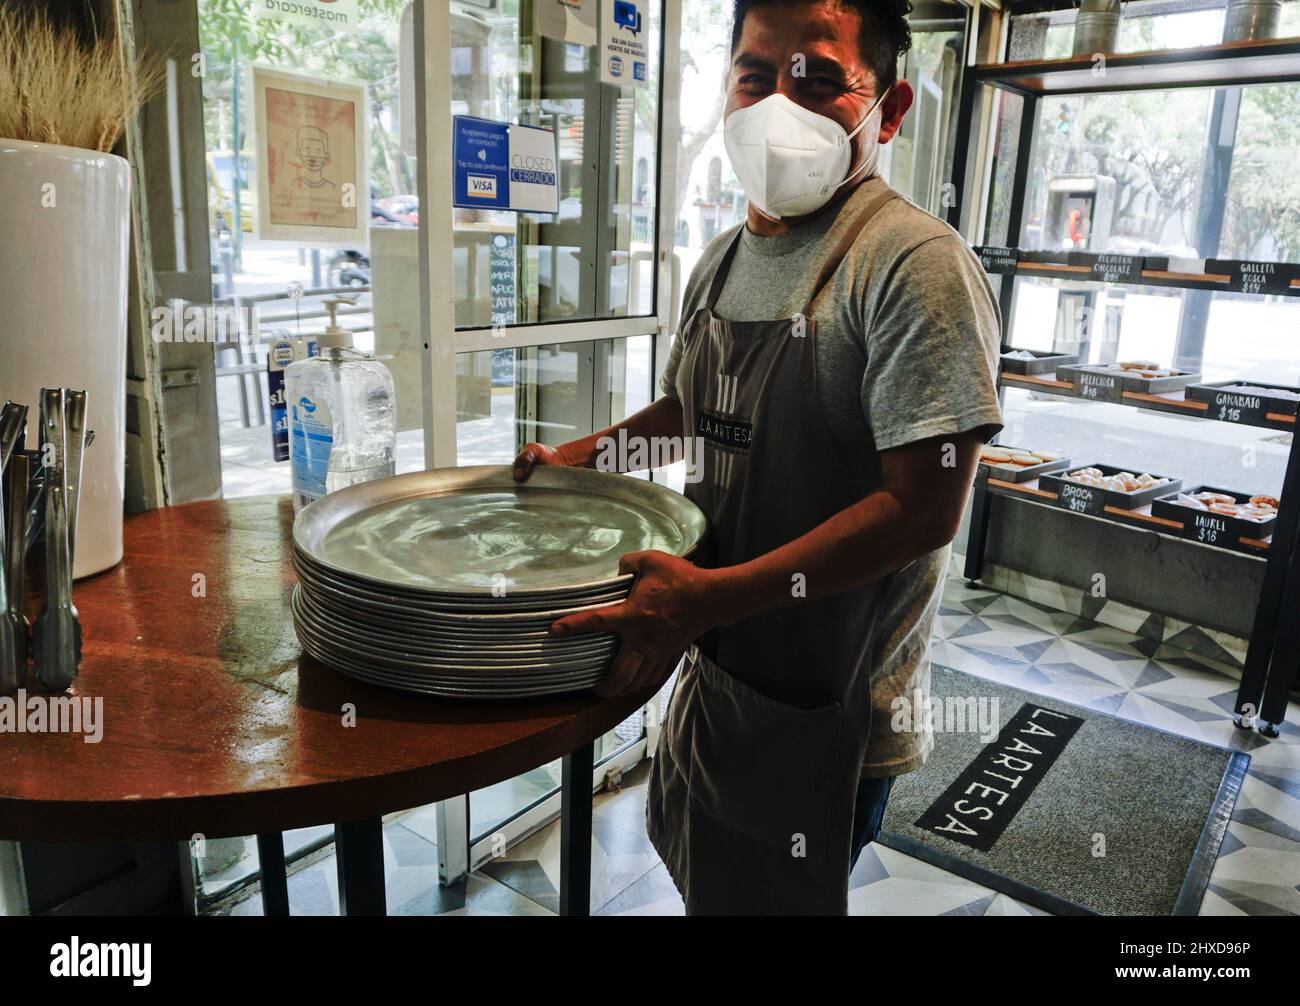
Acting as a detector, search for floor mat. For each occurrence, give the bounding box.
[878,665,1249,915]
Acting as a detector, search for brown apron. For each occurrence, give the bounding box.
[646,188,900,915]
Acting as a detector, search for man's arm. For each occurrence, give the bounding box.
[704,431,981,617]
[554,431,984,695]
[513,396,685,480]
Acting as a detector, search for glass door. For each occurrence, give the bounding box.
[416,0,679,876]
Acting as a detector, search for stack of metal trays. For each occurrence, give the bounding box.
[291,465,706,699]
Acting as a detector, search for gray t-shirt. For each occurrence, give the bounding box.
[662,177,1004,777]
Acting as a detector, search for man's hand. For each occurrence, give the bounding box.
[512,442,577,482]
[550,551,722,698]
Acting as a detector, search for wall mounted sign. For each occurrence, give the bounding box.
[600,0,649,87]
[250,0,359,33]
[537,0,598,45]
[252,66,369,245]
[452,116,560,215]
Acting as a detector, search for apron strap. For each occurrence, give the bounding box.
[802,186,900,315]
[704,185,901,315]
[703,225,748,312]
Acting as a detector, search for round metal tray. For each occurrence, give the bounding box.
[293,589,616,668]
[293,465,705,596]
[293,589,616,656]
[292,553,630,614]
[297,634,607,698]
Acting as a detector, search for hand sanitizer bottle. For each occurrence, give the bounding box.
[285,297,397,513]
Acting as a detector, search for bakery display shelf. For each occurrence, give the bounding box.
[984,476,1271,558]
[1000,372,1299,432]
[972,36,1300,96]
[976,250,1300,297]
[959,31,1300,731]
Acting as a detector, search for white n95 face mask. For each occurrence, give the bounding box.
[724,88,891,221]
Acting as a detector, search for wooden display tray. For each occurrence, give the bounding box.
[999,349,1079,376]
[1057,363,1201,397]
[1000,372,1298,430]
[984,477,1272,557]
[978,447,1071,483]
[1039,463,1183,513]
[1151,486,1280,548]
[1185,381,1300,422]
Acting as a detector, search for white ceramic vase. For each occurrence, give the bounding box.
[0,139,131,579]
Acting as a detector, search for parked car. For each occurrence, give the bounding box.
[370,200,409,228]
[377,194,419,226]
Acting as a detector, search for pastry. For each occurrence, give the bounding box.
[1066,468,1168,494]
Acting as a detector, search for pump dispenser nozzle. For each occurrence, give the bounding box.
[318,296,357,350]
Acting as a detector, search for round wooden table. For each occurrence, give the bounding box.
[0,497,657,915]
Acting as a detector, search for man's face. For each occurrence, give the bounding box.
[299,138,328,170]
[727,2,911,153]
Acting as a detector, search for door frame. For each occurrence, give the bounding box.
[416,0,682,470]
[413,0,684,885]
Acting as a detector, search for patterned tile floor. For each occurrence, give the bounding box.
[217,571,1300,917]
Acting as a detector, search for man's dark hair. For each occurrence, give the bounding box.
[730,0,913,91]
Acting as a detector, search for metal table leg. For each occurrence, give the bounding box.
[1236,439,1300,728]
[335,818,386,916]
[559,740,595,917]
[1256,543,1300,737]
[256,832,290,916]
[964,467,994,585]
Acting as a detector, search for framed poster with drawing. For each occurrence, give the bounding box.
[251,65,369,245]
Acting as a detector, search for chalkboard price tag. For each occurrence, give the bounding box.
[1071,369,1126,403]
[1205,260,1297,295]
[976,246,1019,275]
[1057,481,1106,516]
[1068,251,1143,283]
[1188,511,1231,547]
[1207,388,1270,427]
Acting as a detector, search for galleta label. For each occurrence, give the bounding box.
[1206,259,1298,294]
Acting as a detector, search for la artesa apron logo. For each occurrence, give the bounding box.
[252,0,359,30]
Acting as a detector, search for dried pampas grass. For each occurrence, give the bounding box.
[0,8,166,153]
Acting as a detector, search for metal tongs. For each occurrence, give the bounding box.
[0,391,91,693]
[32,389,88,691]
[0,402,28,693]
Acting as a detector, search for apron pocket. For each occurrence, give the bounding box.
[686,652,856,858]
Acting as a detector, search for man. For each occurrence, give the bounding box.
[513,0,1002,914]
[294,125,335,191]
